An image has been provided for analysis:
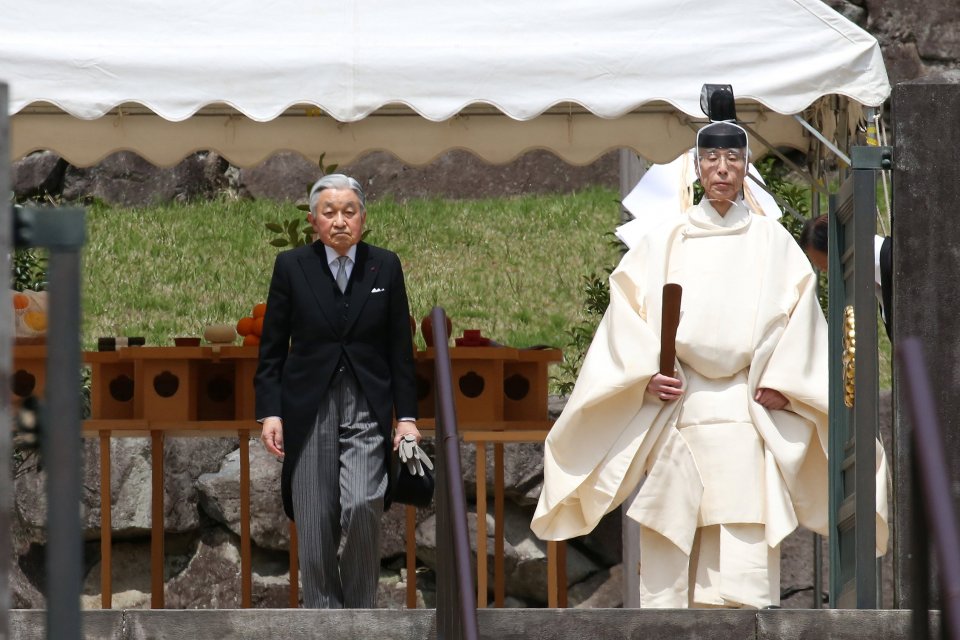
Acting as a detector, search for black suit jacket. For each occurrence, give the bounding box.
[879,235,892,340]
[254,241,418,519]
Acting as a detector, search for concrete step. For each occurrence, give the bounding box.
[9,607,938,640]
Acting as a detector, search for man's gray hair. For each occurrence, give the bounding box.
[308,174,366,213]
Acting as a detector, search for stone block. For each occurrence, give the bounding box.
[892,80,960,607]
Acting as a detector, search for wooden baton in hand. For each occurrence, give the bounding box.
[659,283,682,376]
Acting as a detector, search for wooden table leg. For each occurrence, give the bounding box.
[239,433,252,608]
[494,442,505,608]
[476,443,488,608]
[150,430,165,609]
[289,521,299,608]
[547,541,558,607]
[406,505,417,608]
[99,431,112,609]
[558,541,568,608]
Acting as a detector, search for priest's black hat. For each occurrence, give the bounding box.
[697,121,748,150]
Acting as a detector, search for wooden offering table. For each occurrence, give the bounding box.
[415,346,559,423]
[84,345,258,431]
[10,344,48,407]
[82,345,260,609]
[14,342,566,609]
[414,345,566,607]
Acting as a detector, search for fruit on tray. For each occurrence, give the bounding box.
[22,311,47,332]
[236,303,267,346]
[236,317,254,337]
[11,289,48,338]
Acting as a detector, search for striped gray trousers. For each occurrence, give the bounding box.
[291,368,387,608]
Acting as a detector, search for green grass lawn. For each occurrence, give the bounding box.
[79,187,892,391]
[82,188,623,355]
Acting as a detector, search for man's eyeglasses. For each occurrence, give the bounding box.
[698,149,746,167]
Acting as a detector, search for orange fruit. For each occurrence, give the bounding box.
[252,303,267,319]
[243,334,260,346]
[253,316,264,337]
[236,317,254,337]
[23,311,47,332]
[12,293,28,311]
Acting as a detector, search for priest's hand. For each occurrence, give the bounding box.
[755,388,789,410]
[647,373,683,402]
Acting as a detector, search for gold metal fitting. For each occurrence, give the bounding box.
[843,305,856,408]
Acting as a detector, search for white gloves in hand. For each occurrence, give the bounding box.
[397,434,434,477]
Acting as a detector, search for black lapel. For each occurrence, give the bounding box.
[343,242,381,336]
[297,242,339,334]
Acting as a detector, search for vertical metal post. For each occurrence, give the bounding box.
[852,163,879,609]
[827,188,847,608]
[435,422,458,638]
[14,204,86,636]
[829,146,885,608]
[44,242,84,639]
[432,307,478,640]
[0,81,13,640]
[618,148,645,608]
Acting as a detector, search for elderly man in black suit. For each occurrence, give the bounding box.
[255,173,420,608]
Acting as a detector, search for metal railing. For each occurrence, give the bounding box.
[429,306,480,640]
[897,336,960,639]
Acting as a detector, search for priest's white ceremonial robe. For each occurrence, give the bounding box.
[531,200,889,608]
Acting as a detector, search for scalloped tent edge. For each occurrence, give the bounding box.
[3,0,889,168]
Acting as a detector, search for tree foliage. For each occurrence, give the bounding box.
[263,152,340,249]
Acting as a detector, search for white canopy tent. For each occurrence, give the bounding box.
[3,0,888,168]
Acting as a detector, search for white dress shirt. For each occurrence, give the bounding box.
[324,244,357,282]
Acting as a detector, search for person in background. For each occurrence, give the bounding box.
[799,214,892,339]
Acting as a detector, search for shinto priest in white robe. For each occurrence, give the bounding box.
[531,199,889,608]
